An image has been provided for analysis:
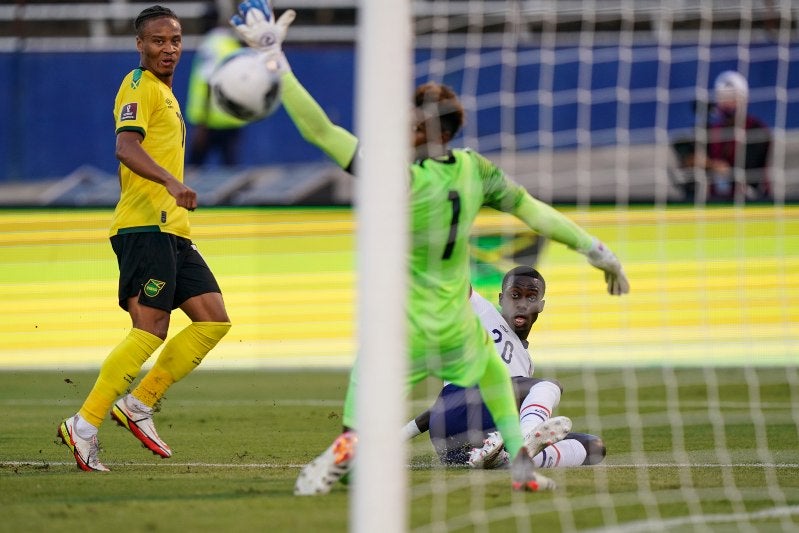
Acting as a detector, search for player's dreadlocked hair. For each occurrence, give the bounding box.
[134,5,179,36]
[502,266,546,294]
[414,82,465,140]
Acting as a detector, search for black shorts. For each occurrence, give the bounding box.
[110,232,221,312]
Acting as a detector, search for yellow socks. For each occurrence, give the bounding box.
[133,322,231,408]
[78,328,164,427]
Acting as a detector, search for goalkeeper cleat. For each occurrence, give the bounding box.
[294,431,357,496]
[467,431,510,469]
[111,394,172,458]
[510,447,556,492]
[57,416,109,472]
[525,416,572,458]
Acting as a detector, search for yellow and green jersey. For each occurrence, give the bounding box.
[110,67,189,238]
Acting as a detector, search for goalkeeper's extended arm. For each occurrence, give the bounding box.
[280,71,359,170]
[230,0,358,169]
[512,193,630,295]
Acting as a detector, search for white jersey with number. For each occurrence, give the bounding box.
[469,290,534,378]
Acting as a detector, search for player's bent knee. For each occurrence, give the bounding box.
[201,321,231,343]
[189,321,232,356]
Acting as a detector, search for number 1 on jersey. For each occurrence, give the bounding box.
[442,190,461,259]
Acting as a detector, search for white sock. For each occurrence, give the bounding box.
[400,419,422,440]
[519,381,561,436]
[533,439,587,468]
[74,414,98,439]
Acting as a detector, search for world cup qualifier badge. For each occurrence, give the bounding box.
[143,279,166,298]
[120,103,138,121]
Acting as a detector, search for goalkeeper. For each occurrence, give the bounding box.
[402,266,606,470]
[229,0,629,496]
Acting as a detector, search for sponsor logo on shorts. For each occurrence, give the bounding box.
[120,103,138,121]
[143,279,166,298]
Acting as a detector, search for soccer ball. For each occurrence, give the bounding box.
[210,49,282,122]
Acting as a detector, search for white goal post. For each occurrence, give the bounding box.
[353,2,411,533]
[354,1,798,532]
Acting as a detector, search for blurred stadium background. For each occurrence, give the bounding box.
[1,0,798,206]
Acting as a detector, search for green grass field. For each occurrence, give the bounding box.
[0,206,797,531]
[2,367,798,532]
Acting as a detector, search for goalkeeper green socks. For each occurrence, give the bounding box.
[478,354,525,457]
[341,364,359,430]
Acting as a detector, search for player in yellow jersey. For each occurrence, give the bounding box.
[229,1,628,494]
[57,5,231,472]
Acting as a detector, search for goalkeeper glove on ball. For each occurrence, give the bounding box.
[583,238,630,296]
[231,0,295,72]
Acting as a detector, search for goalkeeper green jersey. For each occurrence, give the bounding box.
[111,68,189,238]
[281,70,595,382]
[407,150,523,360]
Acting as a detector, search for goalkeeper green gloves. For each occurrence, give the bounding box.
[582,238,630,296]
[230,0,295,73]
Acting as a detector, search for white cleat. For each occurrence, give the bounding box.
[524,416,572,458]
[467,431,510,469]
[111,394,172,458]
[57,415,109,472]
[294,431,357,496]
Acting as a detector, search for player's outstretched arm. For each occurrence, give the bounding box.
[280,73,359,170]
[230,0,358,170]
[512,193,630,295]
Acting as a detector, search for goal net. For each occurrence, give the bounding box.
[377,0,799,530]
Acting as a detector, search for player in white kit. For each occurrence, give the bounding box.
[403,266,606,469]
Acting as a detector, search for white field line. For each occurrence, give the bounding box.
[0,398,346,407]
[1,398,794,410]
[3,461,798,469]
[1,460,308,469]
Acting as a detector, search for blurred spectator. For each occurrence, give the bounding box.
[672,71,772,202]
[185,2,247,168]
